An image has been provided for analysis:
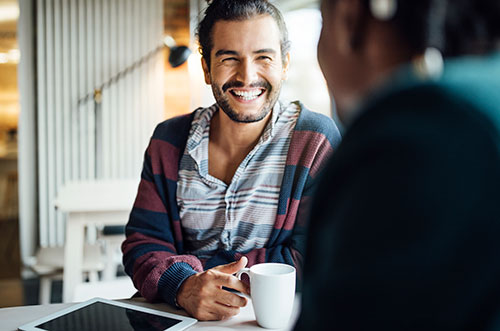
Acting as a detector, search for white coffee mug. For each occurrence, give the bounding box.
[236,263,296,329]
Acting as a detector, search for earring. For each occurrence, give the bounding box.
[369,0,397,21]
[413,47,444,80]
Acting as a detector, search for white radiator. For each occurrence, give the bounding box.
[36,0,165,247]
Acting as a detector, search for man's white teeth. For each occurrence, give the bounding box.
[232,90,263,100]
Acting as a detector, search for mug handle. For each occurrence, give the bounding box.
[235,268,251,299]
[235,267,250,280]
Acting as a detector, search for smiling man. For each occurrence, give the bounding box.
[122,0,340,321]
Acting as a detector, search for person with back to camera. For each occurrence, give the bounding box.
[121,0,341,321]
[295,0,500,330]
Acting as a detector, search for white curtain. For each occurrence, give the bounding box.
[35,0,164,247]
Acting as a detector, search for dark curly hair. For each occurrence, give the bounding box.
[356,0,500,56]
[196,0,291,69]
[442,0,500,56]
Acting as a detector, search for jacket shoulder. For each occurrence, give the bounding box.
[151,111,196,148]
[294,102,342,148]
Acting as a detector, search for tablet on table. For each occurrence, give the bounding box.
[18,297,197,331]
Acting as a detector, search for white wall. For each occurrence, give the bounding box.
[17,0,38,266]
[281,8,331,118]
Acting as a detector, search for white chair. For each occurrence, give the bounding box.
[28,244,105,305]
[97,227,126,281]
[54,179,138,303]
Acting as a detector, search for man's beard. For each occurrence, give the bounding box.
[211,79,281,123]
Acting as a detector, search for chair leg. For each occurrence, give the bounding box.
[88,271,99,283]
[102,243,116,281]
[39,276,52,305]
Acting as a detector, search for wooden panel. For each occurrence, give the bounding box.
[163,0,191,118]
[0,218,21,279]
[0,279,23,307]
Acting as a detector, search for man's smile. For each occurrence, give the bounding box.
[228,88,266,102]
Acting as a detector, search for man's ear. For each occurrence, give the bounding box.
[336,0,368,54]
[282,52,291,80]
[201,56,211,85]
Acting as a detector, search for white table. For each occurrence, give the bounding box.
[0,295,301,331]
[54,180,138,303]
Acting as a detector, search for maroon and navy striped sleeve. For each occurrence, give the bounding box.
[122,114,203,306]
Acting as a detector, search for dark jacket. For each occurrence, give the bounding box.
[295,52,500,331]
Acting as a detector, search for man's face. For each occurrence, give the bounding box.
[318,1,336,93]
[318,0,362,122]
[318,0,347,120]
[202,15,289,123]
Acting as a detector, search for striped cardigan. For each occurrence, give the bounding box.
[122,103,341,307]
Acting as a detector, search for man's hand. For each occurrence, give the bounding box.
[176,257,251,321]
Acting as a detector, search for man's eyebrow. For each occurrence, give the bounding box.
[254,48,277,54]
[215,49,239,57]
[215,49,277,57]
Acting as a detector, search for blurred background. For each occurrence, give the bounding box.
[0,0,330,308]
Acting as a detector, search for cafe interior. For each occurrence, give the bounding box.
[0,0,330,308]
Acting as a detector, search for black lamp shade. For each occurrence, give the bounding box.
[168,46,192,68]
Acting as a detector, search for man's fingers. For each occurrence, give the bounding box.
[211,303,241,320]
[207,271,249,294]
[225,274,250,294]
[215,289,248,308]
[213,256,248,274]
[196,310,230,321]
[178,258,251,321]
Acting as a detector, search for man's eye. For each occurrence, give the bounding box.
[222,57,238,62]
[258,56,272,61]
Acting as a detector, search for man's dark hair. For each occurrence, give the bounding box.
[442,0,500,56]
[196,0,291,69]
[357,0,500,56]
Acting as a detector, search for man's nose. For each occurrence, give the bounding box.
[236,60,259,85]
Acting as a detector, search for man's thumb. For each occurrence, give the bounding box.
[215,256,248,274]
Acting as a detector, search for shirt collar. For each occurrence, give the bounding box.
[186,101,292,180]
[187,101,284,153]
[260,100,283,143]
[185,104,218,155]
